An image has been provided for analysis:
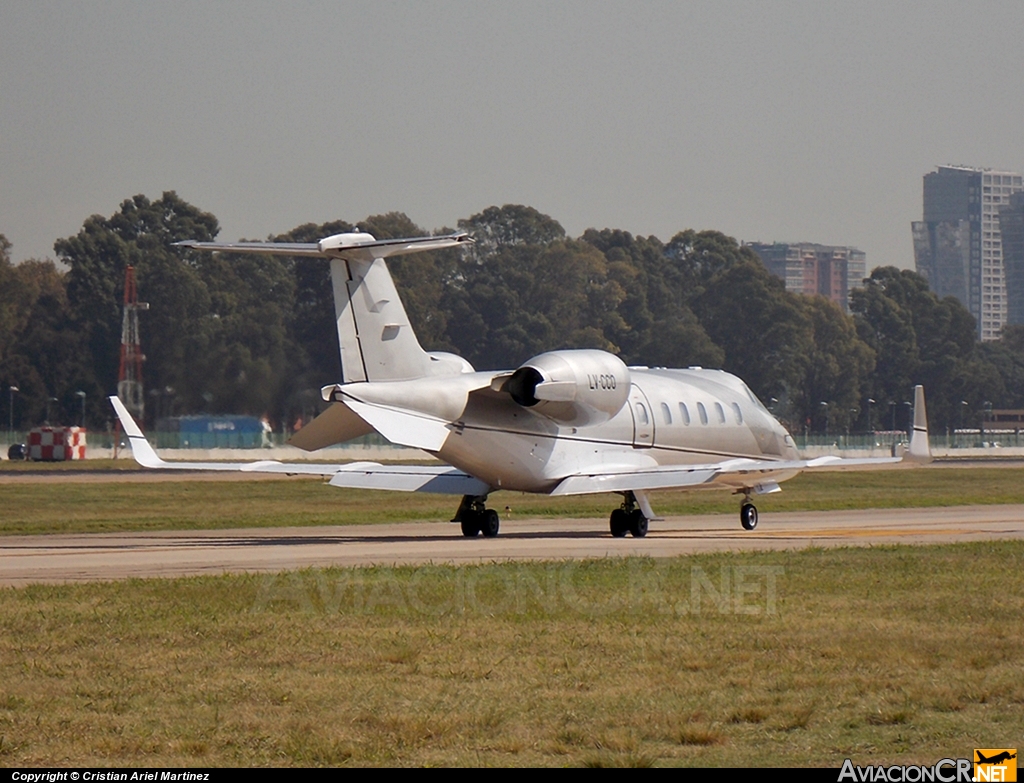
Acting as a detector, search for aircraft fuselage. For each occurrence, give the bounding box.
[430,366,801,494]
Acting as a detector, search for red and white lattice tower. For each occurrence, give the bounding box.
[116,265,149,420]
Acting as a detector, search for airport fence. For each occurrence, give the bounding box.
[4,429,1024,456]
[794,430,1024,450]
[2,430,395,452]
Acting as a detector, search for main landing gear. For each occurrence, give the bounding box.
[609,491,648,538]
[453,495,500,538]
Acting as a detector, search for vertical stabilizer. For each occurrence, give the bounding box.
[908,385,932,462]
[330,256,433,382]
[173,230,473,384]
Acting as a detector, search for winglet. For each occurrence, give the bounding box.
[109,395,168,468]
[907,385,932,463]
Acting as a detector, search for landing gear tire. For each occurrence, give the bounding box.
[610,508,629,537]
[629,509,648,538]
[481,509,500,538]
[740,503,758,531]
[461,516,481,537]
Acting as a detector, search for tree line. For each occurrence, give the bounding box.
[1,193,1021,435]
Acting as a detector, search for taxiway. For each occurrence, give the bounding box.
[1,504,1021,587]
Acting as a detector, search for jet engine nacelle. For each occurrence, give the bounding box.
[504,349,631,426]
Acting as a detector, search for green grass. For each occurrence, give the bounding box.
[0,458,146,472]
[0,542,1021,766]
[2,466,1024,536]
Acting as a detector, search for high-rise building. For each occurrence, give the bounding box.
[746,242,866,312]
[1000,191,1024,327]
[912,165,1024,340]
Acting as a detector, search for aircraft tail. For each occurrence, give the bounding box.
[331,256,433,382]
[907,384,932,463]
[175,231,473,384]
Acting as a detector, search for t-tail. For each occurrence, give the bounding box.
[175,230,474,383]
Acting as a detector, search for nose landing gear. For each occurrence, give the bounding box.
[740,502,758,530]
[737,489,758,530]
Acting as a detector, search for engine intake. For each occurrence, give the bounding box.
[505,350,631,426]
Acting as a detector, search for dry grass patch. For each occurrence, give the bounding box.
[0,542,1022,766]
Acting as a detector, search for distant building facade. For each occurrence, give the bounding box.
[746,242,866,313]
[912,165,1024,340]
[999,191,1024,326]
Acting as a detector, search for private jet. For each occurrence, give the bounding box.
[110,230,931,538]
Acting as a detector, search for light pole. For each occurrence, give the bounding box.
[46,396,57,425]
[867,398,875,435]
[959,400,969,447]
[75,390,86,428]
[820,401,829,439]
[903,401,913,440]
[8,385,18,438]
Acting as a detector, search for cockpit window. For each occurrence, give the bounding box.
[742,383,771,414]
[732,402,743,424]
[660,402,672,424]
[697,402,708,425]
[714,402,726,424]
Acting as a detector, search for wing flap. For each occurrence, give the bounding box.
[328,465,489,495]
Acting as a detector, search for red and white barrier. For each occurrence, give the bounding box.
[28,427,87,461]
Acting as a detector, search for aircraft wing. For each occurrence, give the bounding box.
[550,455,902,496]
[108,396,489,495]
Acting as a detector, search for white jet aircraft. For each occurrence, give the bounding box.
[109,230,932,538]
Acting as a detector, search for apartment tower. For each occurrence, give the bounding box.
[912,165,1024,340]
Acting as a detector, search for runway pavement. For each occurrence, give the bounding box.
[1,504,1022,587]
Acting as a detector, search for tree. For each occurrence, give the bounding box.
[0,249,92,428]
[458,204,565,260]
[852,267,991,430]
[54,192,220,425]
[693,258,813,405]
[797,296,875,434]
[580,228,723,369]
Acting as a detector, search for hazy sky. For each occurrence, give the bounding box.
[3,1,1023,270]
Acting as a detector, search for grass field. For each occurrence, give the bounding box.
[2,465,1024,536]
[0,543,1021,766]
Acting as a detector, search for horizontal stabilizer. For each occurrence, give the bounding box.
[287,402,374,452]
[174,232,472,261]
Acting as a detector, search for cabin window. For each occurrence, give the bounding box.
[678,402,691,425]
[660,402,672,424]
[714,402,726,424]
[635,402,649,425]
[732,402,743,424]
[697,402,708,425]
